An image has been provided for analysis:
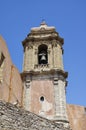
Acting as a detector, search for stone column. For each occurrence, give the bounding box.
[54,77,68,122]
[52,41,64,70]
[23,76,31,111]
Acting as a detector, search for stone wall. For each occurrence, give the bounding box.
[0,36,23,105]
[0,101,71,130]
[67,104,86,130]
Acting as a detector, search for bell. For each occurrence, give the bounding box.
[41,54,46,61]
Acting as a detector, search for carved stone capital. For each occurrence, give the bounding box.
[52,42,57,47]
[53,77,58,85]
[27,43,33,49]
[25,80,30,88]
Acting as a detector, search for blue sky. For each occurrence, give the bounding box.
[0,0,86,106]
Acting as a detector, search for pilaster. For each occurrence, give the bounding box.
[24,44,34,71]
[23,76,31,111]
[52,40,64,70]
[52,40,58,68]
[57,44,64,70]
[53,76,68,122]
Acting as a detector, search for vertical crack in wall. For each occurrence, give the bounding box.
[8,65,13,102]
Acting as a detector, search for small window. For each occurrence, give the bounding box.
[40,96,44,102]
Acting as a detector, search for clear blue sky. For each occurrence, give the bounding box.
[0,0,86,106]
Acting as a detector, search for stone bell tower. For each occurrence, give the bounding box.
[22,22,69,126]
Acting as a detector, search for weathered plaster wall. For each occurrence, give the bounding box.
[31,79,55,119]
[67,104,86,130]
[9,65,23,105]
[0,36,12,100]
[0,36,23,105]
[0,100,71,130]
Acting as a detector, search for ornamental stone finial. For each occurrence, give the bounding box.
[40,19,46,25]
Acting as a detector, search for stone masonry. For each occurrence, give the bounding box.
[22,22,69,125]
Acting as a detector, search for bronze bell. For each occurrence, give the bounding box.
[39,52,46,61]
[41,54,46,61]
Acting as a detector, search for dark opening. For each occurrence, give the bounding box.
[38,44,48,64]
[40,96,44,102]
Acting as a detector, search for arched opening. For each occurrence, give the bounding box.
[40,96,44,102]
[38,44,48,64]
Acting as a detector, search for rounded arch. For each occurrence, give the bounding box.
[38,44,48,64]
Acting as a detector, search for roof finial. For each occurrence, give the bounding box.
[42,19,45,22]
[40,19,46,25]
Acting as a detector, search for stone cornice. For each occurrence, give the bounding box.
[22,34,64,47]
[21,69,68,79]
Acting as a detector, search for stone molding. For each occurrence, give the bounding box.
[21,69,68,80]
[22,36,64,47]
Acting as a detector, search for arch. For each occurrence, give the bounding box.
[38,44,48,64]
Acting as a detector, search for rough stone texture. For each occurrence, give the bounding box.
[30,79,55,119]
[0,100,71,130]
[0,36,23,105]
[54,79,68,121]
[22,22,64,72]
[67,104,86,130]
[0,100,86,130]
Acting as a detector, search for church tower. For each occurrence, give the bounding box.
[22,22,69,127]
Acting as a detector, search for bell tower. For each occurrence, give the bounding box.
[22,22,69,127]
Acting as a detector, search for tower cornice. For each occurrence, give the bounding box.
[21,69,68,79]
[22,34,64,47]
[22,23,64,47]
